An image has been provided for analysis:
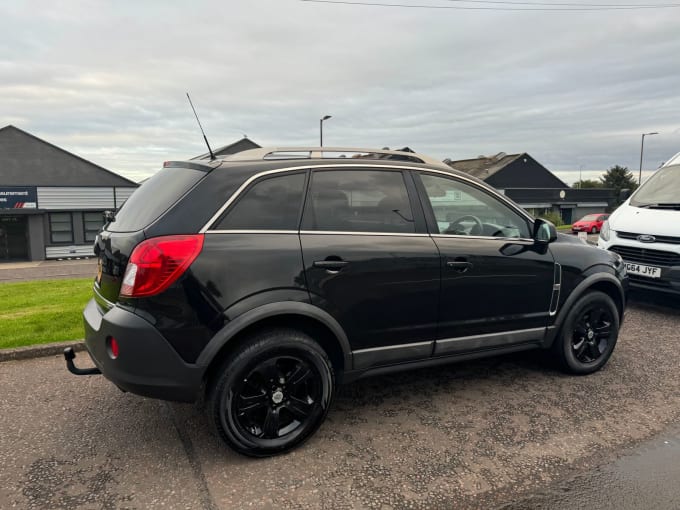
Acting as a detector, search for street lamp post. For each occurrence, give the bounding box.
[320,115,332,147]
[639,132,659,185]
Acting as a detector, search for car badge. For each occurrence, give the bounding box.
[637,234,656,243]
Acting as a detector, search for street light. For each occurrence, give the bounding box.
[639,132,659,185]
[320,115,332,147]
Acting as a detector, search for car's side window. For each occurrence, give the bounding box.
[302,170,415,233]
[214,172,306,230]
[419,173,531,238]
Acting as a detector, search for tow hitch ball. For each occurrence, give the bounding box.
[64,347,101,376]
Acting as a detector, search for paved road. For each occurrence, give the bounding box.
[501,425,680,510]
[0,259,97,282]
[0,294,678,509]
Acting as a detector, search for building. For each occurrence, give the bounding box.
[0,125,138,261]
[446,152,615,224]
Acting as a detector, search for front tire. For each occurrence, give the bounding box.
[207,329,334,457]
[591,226,598,234]
[551,291,619,374]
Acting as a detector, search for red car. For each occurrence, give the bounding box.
[572,213,609,234]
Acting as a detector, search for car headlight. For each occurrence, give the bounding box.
[600,220,611,241]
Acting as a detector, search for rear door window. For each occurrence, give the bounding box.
[108,166,206,232]
[213,172,306,230]
[302,170,415,233]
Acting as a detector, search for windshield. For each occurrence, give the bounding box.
[579,214,600,221]
[631,164,680,207]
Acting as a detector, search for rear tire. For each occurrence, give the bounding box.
[551,291,619,375]
[207,328,334,457]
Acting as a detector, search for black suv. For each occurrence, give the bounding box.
[70,147,628,457]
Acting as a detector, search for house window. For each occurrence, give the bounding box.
[83,212,104,242]
[49,213,73,243]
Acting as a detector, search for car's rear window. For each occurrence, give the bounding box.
[107,166,206,232]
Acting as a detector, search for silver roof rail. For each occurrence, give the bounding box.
[224,147,450,169]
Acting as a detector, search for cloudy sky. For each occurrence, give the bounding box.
[2,0,679,184]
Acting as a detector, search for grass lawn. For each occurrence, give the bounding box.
[556,224,573,231]
[0,278,92,349]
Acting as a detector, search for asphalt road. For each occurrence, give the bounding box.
[0,259,97,282]
[0,292,679,510]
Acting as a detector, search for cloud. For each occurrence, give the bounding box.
[1,0,679,183]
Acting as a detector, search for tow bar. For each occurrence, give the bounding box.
[64,347,101,376]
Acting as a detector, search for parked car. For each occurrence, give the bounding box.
[67,147,628,457]
[599,151,680,294]
[572,213,609,234]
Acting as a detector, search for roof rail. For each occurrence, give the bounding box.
[224,147,449,169]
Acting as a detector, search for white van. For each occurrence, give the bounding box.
[598,151,680,294]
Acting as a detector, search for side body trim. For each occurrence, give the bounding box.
[343,343,539,384]
[434,327,546,356]
[352,341,433,370]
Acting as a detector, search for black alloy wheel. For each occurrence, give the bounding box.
[571,305,613,364]
[233,355,321,440]
[207,329,334,457]
[552,290,619,374]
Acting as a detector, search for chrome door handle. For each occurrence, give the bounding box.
[313,260,349,271]
[447,260,473,273]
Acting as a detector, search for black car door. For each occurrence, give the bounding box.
[300,167,441,370]
[413,171,556,356]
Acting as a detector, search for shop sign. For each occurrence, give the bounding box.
[0,187,37,209]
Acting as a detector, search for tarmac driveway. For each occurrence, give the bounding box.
[0,293,679,509]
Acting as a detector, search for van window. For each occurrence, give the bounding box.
[631,165,680,208]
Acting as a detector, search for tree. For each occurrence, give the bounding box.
[572,179,602,189]
[600,165,638,206]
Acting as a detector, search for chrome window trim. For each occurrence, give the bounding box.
[200,163,535,233]
[205,230,299,235]
[431,234,535,243]
[300,230,428,237]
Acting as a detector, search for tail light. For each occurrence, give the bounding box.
[120,234,204,298]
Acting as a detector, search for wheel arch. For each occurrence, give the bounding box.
[199,302,352,389]
[545,272,625,348]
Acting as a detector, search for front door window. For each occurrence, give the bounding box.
[419,174,530,238]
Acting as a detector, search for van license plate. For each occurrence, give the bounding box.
[624,262,661,279]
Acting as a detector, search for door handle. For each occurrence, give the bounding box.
[446,259,473,273]
[313,259,349,272]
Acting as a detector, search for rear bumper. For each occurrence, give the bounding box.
[82,299,204,402]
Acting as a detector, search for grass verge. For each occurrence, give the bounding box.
[0,278,91,350]
[556,224,573,231]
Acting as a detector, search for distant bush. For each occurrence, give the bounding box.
[539,211,564,227]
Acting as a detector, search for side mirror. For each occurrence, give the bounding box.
[533,218,557,244]
[619,188,631,201]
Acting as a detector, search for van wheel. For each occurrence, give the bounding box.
[551,291,619,374]
[207,329,334,457]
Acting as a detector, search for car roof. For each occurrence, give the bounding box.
[164,147,487,186]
